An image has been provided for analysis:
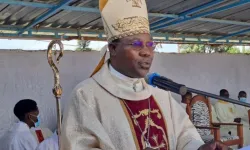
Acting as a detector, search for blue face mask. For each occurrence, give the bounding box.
[35,115,41,128]
[239,97,247,103]
[30,114,41,127]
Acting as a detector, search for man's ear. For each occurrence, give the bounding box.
[25,113,31,121]
[108,43,117,57]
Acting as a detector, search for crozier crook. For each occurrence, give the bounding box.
[47,40,64,149]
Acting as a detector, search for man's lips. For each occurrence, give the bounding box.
[139,62,151,69]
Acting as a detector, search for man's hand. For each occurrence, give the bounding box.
[234,118,241,123]
[198,141,230,150]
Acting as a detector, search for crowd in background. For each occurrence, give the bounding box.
[0,89,249,149]
[181,89,250,147]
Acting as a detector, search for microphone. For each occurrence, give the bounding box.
[145,73,250,108]
[145,73,188,96]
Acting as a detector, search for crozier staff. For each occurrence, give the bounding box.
[47,40,63,150]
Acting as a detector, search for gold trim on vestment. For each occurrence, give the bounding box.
[120,100,140,150]
[152,96,170,150]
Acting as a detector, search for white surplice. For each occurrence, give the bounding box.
[235,105,250,146]
[0,121,38,150]
[61,62,204,150]
[36,131,58,150]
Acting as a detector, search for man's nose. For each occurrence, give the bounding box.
[139,47,152,57]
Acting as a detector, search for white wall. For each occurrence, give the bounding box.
[152,53,250,102]
[1,51,250,137]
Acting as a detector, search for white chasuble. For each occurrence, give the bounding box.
[61,62,204,150]
[214,101,238,136]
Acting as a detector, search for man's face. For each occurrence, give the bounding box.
[183,94,192,104]
[239,93,247,99]
[185,95,192,101]
[109,33,155,78]
[28,109,39,126]
[223,92,229,98]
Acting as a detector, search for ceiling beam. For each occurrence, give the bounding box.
[211,28,250,42]
[0,32,249,45]
[1,25,250,45]
[150,0,224,28]
[0,25,249,40]
[1,0,250,27]
[17,0,75,35]
[151,0,250,31]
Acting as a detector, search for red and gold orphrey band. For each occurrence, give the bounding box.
[120,96,169,150]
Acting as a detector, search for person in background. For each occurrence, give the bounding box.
[214,89,242,140]
[215,89,240,123]
[238,91,247,103]
[181,91,193,109]
[0,99,39,150]
[234,91,250,146]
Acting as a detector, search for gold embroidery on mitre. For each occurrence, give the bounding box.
[126,0,142,8]
[112,16,149,33]
[109,16,149,42]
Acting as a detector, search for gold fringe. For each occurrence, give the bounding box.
[120,100,140,150]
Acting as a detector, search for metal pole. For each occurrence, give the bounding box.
[147,73,250,108]
[187,87,250,107]
[56,97,62,149]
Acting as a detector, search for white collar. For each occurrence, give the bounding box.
[109,64,141,83]
[92,62,151,101]
[109,64,144,92]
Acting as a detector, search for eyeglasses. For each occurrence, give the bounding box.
[113,40,156,51]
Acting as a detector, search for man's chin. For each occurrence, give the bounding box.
[136,69,150,78]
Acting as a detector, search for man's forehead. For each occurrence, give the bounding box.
[240,93,247,96]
